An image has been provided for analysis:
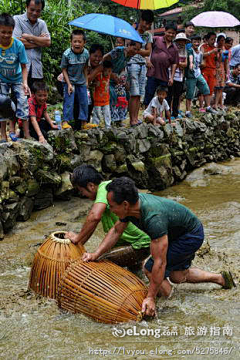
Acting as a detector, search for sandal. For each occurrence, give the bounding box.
[0,139,7,143]
[62,121,72,129]
[221,271,236,289]
[82,123,98,130]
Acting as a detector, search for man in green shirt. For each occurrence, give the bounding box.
[65,165,150,267]
[83,177,236,317]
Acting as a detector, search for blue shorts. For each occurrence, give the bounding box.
[144,224,204,278]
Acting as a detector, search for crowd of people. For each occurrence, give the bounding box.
[0,1,240,143]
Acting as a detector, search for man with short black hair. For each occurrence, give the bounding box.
[82,176,236,316]
[13,0,51,88]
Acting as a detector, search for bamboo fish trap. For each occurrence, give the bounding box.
[57,259,148,324]
[29,231,85,299]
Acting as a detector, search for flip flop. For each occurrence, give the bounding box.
[0,139,7,143]
[221,271,236,289]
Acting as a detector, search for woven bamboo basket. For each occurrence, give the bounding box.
[29,231,85,299]
[57,259,148,324]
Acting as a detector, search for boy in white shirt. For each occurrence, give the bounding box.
[143,86,171,126]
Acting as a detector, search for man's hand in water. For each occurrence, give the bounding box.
[65,231,79,244]
[82,252,98,262]
[142,297,156,317]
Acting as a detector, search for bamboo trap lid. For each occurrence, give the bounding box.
[57,259,148,324]
[29,231,85,299]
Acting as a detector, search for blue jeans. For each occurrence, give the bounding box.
[63,83,88,122]
[144,76,168,106]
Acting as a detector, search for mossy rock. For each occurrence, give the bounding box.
[26,179,40,197]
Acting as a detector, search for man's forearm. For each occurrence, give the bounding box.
[228,83,240,89]
[75,219,99,245]
[147,261,166,298]
[24,34,50,47]
[94,226,122,259]
[18,38,38,49]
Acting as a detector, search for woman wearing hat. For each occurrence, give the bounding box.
[168,32,189,119]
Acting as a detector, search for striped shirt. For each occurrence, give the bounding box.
[13,13,50,79]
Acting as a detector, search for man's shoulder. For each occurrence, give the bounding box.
[98,180,111,190]
[13,13,26,21]
[95,181,111,204]
[37,18,48,26]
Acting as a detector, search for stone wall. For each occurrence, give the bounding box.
[0,111,240,239]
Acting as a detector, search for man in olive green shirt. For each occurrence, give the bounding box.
[65,165,150,267]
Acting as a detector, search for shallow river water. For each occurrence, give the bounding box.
[0,159,239,360]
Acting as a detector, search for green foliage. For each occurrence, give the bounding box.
[0,0,21,15]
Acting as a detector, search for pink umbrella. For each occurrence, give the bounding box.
[191,11,240,28]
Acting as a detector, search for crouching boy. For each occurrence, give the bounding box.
[26,81,58,142]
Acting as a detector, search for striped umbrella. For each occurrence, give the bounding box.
[111,0,179,10]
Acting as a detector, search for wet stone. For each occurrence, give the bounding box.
[17,197,34,221]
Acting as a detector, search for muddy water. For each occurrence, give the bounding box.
[0,159,239,360]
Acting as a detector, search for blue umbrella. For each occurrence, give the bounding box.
[69,13,144,43]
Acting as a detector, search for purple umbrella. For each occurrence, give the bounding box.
[191,11,240,28]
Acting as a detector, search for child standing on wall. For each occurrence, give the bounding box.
[0,13,30,142]
[61,29,95,130]
[92,60,112,128]
[143,86,171,126]
[185,35,211,118]
[26,81,58,142]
